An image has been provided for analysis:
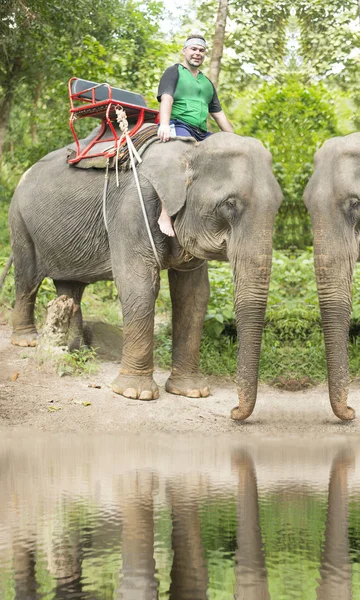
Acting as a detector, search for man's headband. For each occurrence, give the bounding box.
[183,38,207,49]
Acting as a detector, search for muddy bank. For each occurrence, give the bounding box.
[0,323,360,435]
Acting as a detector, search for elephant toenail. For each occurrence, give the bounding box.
[123,388,138,399]
[139,391,153,400]
[186,389,201,398]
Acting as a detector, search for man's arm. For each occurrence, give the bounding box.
[158,93,174,142]
[210,110,234,133]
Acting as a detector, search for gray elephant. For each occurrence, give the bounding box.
[304,132,360,421]
[9,132,282,420]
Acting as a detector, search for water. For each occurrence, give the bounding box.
[0,434,359,599]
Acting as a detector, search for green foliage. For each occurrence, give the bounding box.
[295,0,359,78]
[55,346,98,377]
[245,78,339,248]
[205,263,234,337]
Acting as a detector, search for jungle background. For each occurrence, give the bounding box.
[1,0,360,384]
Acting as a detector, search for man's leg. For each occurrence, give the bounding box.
[158,204,175,237]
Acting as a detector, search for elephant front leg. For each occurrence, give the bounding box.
[166,263,210,398]
[112,270,160,401]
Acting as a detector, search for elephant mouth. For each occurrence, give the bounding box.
[182,235,228,261]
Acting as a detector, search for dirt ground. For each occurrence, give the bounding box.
[1,321,360,435]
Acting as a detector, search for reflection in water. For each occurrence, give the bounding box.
[169,477,208,599]
[117,473,158,599]
[0,436,360,599]
[316,450,353,600]
[13,542,36,599]
[233,451,270,600]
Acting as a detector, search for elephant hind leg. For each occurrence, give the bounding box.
[11,237,43,347]
[53,281,87,351]
[11,286,40,346]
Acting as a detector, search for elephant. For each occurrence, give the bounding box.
[304,132,360,421]
[9,131,282,421]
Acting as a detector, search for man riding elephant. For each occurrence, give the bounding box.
[156,33,233,237]
[9,92,281,421]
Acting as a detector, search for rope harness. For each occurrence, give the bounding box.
[102,108,162,269]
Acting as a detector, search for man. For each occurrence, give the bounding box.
[157,33,233,236]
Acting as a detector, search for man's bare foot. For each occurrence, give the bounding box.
[158,209,175,237]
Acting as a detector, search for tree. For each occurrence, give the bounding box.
[208,0,228,88]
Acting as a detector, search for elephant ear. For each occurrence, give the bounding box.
[139,139,193,217]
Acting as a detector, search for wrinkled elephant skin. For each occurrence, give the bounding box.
[304,133,360,421]
[9,132,282,420]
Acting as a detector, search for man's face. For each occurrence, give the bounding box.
[182,44,206,69]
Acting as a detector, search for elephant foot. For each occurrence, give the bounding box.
[11,330,38,347]
[165,373,210,398]
[112,372,159,400]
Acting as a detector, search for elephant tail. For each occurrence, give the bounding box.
[0,253,13,290]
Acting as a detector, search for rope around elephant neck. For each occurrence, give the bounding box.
[115,108,162,270]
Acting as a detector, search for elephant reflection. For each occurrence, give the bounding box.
[167,476,209,600]
[316,449,354,600]
[117,457,271,600]
[12,519,85,600]
[232,450,270,600]
[12,542,36,600]
[45,504,86,598]
[7,446,355,600]
[167,451,270,600]
[116,472,158,600]
[116,473,209,600]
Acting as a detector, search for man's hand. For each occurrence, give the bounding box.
[158,94,174,142]
[157,124,172,142]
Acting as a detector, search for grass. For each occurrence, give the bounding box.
[55,347,99,377]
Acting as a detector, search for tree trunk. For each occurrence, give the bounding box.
[0,92,13,166]
[208,0,228,87]
[31,78,42,145]
[0,55,23,166]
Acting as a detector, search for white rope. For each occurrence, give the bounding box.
[115,107,162,270]
[102,158,110,232]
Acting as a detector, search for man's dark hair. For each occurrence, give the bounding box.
[186,33,206,43]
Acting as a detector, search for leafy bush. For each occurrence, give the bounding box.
[244,77,339,249]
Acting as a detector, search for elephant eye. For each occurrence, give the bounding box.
[222,197,237,210]
[349,197,360,209]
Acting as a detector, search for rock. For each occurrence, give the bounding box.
[37,295,75,352]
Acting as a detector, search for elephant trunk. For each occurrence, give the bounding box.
[313,232,356,421]
[229,233,272,421]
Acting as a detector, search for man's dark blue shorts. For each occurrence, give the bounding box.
[171,119,212,141]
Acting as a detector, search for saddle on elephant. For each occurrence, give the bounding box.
[67,77,160,169]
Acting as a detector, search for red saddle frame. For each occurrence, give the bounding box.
[68,78,160,164]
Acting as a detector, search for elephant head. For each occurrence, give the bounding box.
[304,133,360,421]
[141,133,282,420]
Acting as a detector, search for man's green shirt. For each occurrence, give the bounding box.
[157,64,221,132]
